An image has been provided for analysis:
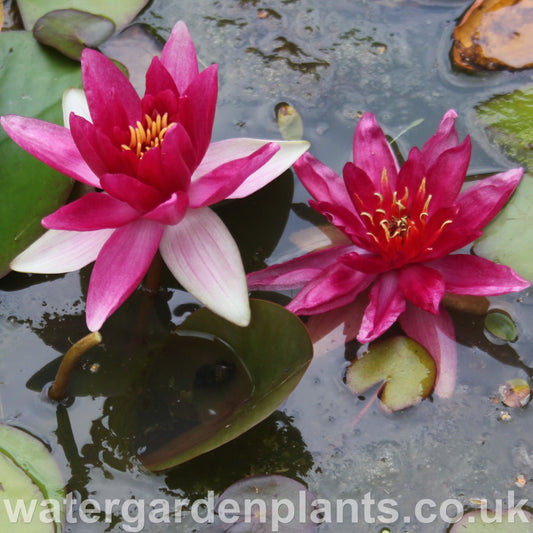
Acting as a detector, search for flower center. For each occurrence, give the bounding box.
[121,112,175,158]
[355,169,452,262]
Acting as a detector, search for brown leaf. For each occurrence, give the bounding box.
[452,0,533,71]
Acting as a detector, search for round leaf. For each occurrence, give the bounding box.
[485,310,518,342]
[0,31,80,277]
[33,9,115,61]
[473,176,533,283]
[449,508,533,532]
[0,425,65,532]
[138,299,313,471]
[17,0,149,32]
[345,336,436,412]
[208,475,318,532]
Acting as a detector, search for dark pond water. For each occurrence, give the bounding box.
[1,1,533,532]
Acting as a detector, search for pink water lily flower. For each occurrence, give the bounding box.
[248,110,529,397]
[2,21,309,331]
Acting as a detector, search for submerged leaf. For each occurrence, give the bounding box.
[0,425,65,532]
[276,102,304,141]
[485,310,518,342]
[208,475,318,532]
[33,9,115,60]
[473,176,533,283]
[345,336,436,412]
[452,0,533,71]
[123,299,312,471]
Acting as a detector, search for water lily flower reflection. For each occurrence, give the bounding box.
[2,21,309,331]
[248,110,529,397]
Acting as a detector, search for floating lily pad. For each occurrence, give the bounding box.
[208,475,318,532]
[17,0,149,31]
[0,31,80,277]
[33,9,115,60]
[452,0,533,71]
[473,176,533,283]
[476,85,533,171]
[449,508,533,531]
[485,310,518,342]
[499,379,531,408]
[345,336,436,412]
[121,299,312,471]
[0,425,65,532]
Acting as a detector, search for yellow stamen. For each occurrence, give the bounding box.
[121,112,174,159]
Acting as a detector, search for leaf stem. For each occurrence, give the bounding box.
[48,331,102,402]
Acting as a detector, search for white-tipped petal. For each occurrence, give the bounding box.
[160,206,251,327]
[10,229,114,274]
[62,88,91,128]
[192,138,310,198]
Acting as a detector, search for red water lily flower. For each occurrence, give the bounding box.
[2,21,309,331]
[248,110,529,396]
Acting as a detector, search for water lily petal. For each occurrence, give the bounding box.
[425,136,471,213]
[429,168,523,256]
[100,173,164,212]
[399,263,445,314]
[428,254,530,295]
[399,303,457,398]
[10,228,114,273]
[86,219,164,331]
[352,112,399,187]
[62,88,91,127]
[344,161,381,213]
[81,48,142,129]
[179,65,218,162]
[230,140,310,198]
[420,109,459,170]
[1,115,100,187]
[288,262,374,315]
[159,207,251,326]
[160,122,195,192]
[357,270,406,343]
[340,251,390,274]
[188,142,279,207]
[293,152,352,209]
[143,191,189,225]
[42,192,140,231]
[144,56,179,99]
[161,20,200,94]
[248,245,355,290]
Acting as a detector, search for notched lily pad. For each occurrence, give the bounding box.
[345,336,436,412]
[33,9,115,60]
[0,425,65,532]
[116,299,312,471]
[449,508,533,531]
[452,0,533,71]
[208,475,318,532]
[476,85,533,171]
[473,176,533,283]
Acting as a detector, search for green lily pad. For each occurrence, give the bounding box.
[135,299,313,471]
[473,175,533,283]
[476,85,533,171]
[33,9,115,61]
[449,508,533,532]
[17,0,149,31]
[485,310,518,342]
[0,425,65,532]
[0,31,80,277]
[345,336,436,412]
